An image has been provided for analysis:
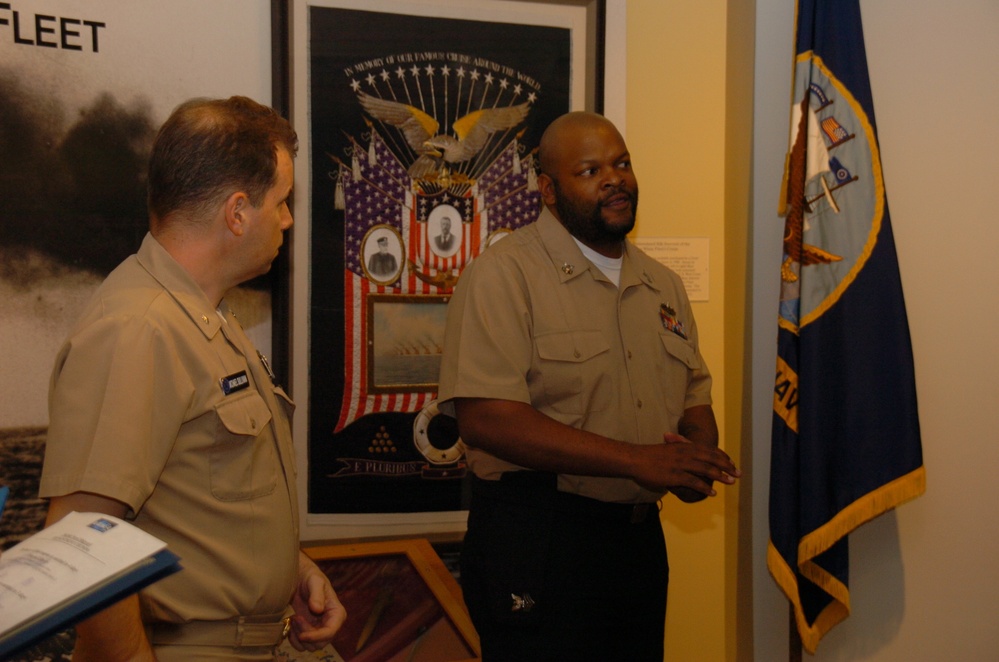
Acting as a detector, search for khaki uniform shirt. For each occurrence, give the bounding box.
[41,233,299,624]
[438,208,712,504]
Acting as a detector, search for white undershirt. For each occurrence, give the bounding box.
[573,238,624,287]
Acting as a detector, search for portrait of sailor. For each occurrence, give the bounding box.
[367,235,399,278]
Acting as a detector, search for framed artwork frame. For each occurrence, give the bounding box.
[280,0,609,541]
[366,294,450,394]
[275,538,480,661]
[360,226,406,287]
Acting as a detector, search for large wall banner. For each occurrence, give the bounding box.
[289,0,602,538]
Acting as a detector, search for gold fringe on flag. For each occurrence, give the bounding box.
[767,465,926,654]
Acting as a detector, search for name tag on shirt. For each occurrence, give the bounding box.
[220,371,249,395]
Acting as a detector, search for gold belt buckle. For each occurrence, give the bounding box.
[281,616,292,640]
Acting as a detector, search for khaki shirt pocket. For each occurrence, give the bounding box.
[536,330,613,415]
[210,391,278,501]
[273,384,296,420]
[658,332,699,416]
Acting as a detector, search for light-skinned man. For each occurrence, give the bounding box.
[40,96,346,661]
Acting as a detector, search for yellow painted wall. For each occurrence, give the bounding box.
[624,2,753,660]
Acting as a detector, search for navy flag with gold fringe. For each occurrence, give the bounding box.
[769,0,926,653]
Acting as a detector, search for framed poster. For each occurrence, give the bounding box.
[0,3,275,659]
[285,0,606,539]
[0,2,279,432]
[275,538,479,661]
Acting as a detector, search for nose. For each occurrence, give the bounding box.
[282,205,294,230]
[602,167,624,188]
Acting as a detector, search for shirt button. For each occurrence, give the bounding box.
[636,399,643,409]
[573,350,581,358]
[250,418,257,430]
[627,350,633,359]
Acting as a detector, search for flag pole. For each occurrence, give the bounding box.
[789,605,802,662]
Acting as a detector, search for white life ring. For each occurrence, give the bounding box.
[413,399,465,465]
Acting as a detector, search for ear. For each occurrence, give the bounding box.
[224,191,251,237]
[537,173,557,207]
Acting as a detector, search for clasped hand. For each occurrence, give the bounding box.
[633,434,740,501]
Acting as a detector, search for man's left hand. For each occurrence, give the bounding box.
[287,551,347,651]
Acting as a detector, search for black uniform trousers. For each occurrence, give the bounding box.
[461,472,668,662]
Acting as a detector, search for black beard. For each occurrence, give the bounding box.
[554,185,638,246]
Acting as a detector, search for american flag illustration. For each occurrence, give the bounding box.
[333,127,540,432]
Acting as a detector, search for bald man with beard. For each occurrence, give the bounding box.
[437,112,740,661]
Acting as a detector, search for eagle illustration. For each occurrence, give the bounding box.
[357,91,529,179]
[781,96,842,283]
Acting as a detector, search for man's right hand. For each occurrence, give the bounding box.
[455,397,740,499]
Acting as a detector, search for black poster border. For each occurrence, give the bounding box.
[279,0,605,540]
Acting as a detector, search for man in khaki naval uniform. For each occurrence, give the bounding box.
[40,97,346,661]
[437,112,741,661]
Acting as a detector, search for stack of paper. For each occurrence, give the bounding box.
[0,511,181,658]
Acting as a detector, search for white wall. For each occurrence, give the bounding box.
[752,0,999,659]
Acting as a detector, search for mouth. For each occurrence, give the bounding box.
[602,191,633,210]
